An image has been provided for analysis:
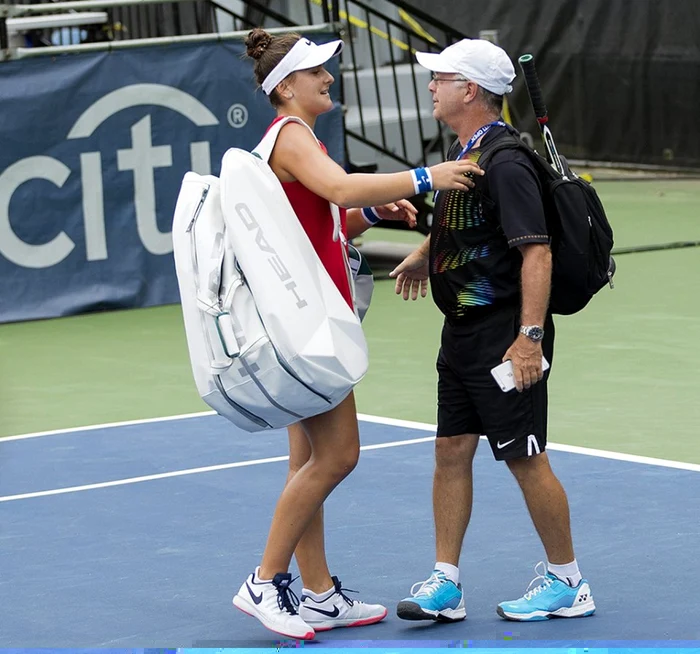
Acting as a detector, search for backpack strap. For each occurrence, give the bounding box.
[476,133,529,169]
[253,116,342,243]
[477,133,566,182]
[467,133,549,232]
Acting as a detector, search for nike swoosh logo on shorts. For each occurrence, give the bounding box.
[306,604,340,618]
[497,438,516,449]
[246,582,263,604]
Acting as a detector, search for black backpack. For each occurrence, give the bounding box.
[477,134,616,316]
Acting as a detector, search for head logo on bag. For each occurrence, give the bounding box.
[235,202,307,309]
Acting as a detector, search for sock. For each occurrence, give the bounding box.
[547,560,582,587]
[254,566,273,583]
[302,584,335,602]
[434,561,460,585]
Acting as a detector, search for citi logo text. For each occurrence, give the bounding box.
[0,83,218,269]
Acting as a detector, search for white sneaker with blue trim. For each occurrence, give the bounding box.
[233,567,315,640]
[300,576,387,631]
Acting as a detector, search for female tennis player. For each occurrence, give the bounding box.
[232,28,483,640]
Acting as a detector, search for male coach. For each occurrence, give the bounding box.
[390,39,596,623]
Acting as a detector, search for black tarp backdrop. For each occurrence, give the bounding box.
[403,0,700,167]
[107,2,215,39]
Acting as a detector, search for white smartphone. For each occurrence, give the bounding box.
[490,357,550,392]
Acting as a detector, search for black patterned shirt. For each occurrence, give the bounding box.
[429,125,549,323]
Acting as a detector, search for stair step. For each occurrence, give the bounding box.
[345,105,453,171]
[342,64,433,113]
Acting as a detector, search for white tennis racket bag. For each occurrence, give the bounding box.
[172,117,368,432]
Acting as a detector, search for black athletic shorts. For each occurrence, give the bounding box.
[436,306,555,461]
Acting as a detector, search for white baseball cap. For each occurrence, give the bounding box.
[415,39,516,95]
[262,37,344,96]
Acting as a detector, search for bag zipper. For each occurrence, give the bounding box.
[186,186,209,233]
[187,187,271,429]
[273,348,332,404]
[213,375,272,429]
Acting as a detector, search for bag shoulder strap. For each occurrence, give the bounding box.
[470,133,553,232]
[253,116,310,162]
[477,134,560,183]
[477,134,527,167]
[252,116,341,243]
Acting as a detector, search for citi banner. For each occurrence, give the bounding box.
[0,36,344,323]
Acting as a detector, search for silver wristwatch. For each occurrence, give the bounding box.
[520,325,545,343]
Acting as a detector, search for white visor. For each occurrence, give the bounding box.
[261,37,344,96]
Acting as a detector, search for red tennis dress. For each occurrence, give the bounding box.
[267,116,353,309]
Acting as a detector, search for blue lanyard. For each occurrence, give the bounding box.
[433,120,506,202]
[455,120,507,161]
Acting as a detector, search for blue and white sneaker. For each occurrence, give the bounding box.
[396,570,466,622]
[497,562,596,621]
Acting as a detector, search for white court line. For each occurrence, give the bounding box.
[0,410,217,442]
[4,410,700,472]
[0,434,434,503]
[360,416,700,473]
[1,410,434,442]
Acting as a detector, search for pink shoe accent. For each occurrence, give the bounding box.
[233,596,315,640]
[313,607,388,631]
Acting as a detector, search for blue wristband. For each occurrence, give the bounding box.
[361,206,382,225]
[410,167,433,195]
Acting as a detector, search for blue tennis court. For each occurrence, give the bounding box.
[2,413,699,647]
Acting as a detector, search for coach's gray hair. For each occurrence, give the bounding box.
[479,86,504,116]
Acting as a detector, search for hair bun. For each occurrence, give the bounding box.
[246,28,273,60]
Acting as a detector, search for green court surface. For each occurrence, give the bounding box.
[1,180,699,464]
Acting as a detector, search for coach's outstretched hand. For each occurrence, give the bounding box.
[390,246,430,301]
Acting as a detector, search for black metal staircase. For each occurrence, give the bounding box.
[213,0,469,171]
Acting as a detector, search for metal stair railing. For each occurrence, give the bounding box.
[338,0,466,170]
